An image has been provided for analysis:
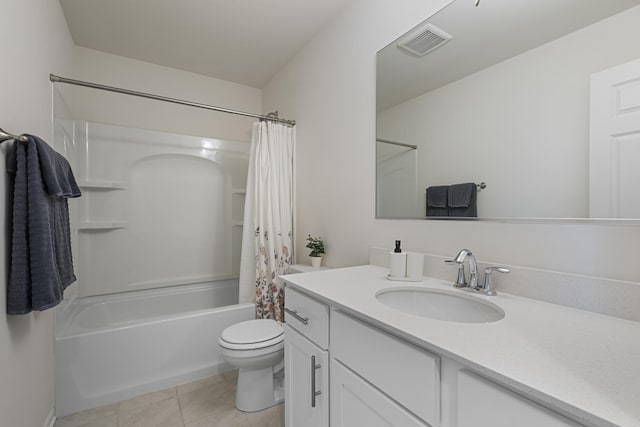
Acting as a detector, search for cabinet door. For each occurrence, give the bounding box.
[331,359,431,427]
[284,325,328,427]
[458,371,583,427]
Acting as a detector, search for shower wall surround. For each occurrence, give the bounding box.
[68,121,249,297]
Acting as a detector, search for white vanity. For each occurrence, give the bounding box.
[280,265,640,427]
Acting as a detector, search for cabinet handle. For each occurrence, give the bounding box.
[285,307,309,325]
[311,355,321,408]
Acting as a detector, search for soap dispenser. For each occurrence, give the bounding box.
[388,240,406,278]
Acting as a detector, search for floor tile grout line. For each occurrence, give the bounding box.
[176,386,186,426]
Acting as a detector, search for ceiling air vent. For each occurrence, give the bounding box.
[397,23,452,57]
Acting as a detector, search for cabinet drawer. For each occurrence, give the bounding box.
[284,287,329,350]
[458,370,583,427]
[331,311,440,426]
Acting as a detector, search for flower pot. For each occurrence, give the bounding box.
[310,256,323,268]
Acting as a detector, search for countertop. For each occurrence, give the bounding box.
[280,265,640,427]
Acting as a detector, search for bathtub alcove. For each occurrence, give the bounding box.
[54,120,254,417]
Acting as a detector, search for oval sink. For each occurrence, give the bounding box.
[376,287,505,323]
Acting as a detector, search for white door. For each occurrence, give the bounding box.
[330,359,430,427]
[284,325,328,427]
[590,57,640,218]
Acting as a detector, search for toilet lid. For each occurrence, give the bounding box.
[220,319,284,346]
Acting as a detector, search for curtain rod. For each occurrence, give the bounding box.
[49,74,296,126]
[376,138,417,150]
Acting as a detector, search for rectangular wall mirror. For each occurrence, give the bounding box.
[376,0,640,220]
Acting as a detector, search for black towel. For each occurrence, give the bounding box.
[426,185,449,217]
[448,183,477,217]
[6,135,81,315]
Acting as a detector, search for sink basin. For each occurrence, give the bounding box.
[376,287,505,323]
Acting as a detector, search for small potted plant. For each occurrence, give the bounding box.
[306,234,325,268]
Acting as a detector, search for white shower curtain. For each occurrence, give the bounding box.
[238,121,295,322]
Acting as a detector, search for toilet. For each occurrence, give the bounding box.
[218,318,285,412]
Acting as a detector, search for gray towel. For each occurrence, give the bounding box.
[6,135,81,315]
[426,186,449,217]
[448,183,477,217]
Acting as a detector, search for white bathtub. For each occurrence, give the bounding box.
[55,280,254,417]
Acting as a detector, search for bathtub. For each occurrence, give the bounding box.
[55,280,254,417]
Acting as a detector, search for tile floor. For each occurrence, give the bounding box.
[54,370,284,427]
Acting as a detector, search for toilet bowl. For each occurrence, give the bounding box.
[218,318,285,412]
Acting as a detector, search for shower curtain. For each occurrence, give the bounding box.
[239,121,295,322]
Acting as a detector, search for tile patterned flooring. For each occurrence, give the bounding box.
[55,370,284,427]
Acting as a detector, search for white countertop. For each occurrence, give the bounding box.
[280,265,640,427]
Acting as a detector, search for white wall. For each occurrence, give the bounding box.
[377,6,640,218]
[73,47,261,142]
[263,0,640,284]
[0,1,75,426]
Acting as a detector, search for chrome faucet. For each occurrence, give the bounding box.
[445,249,479,290]
[445,249,510,295]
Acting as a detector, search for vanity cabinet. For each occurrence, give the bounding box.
[284,288,329,427]
[284,284,587,427]
[457,371,581,427]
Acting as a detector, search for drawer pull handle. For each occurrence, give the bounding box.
[311,355,321,408]
[285,307,309,325]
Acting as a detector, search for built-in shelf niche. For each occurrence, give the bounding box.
[232,188,246,226]
[78,180,127,190]
[77,221,127,230]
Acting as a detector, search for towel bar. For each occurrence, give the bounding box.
[0,128,29,143]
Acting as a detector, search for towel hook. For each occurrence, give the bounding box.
[0,128,29,143]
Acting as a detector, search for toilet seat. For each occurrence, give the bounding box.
[219,319,284,351]
[218,318,286,412]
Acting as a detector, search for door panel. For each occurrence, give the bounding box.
[590,57,640,218]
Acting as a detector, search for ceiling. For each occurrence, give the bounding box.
[59,0,352,88]
[377,0,640,111]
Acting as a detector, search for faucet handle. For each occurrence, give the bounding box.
[445,259,467,288]
[481,266,510,296]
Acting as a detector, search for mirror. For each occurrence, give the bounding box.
[376,0,640,220]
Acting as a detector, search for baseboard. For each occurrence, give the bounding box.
[43,408,56,427]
